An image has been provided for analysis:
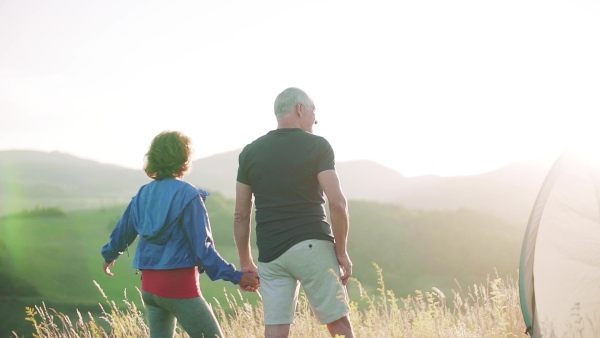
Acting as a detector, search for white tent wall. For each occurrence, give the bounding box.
[519,150,600,337]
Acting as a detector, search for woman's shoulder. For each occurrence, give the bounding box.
[142,178,202,194]
[177,180,211,200]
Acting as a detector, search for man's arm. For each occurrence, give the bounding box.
[317,169,352,285]
[233,182,257,273]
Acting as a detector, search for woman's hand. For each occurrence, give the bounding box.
[103,261,115,276]
[239,270,260,292]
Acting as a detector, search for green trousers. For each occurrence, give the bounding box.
[142,291,224,338]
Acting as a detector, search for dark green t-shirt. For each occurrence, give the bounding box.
[237,128,335,262]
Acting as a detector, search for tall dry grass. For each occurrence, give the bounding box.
[13,265,526,338]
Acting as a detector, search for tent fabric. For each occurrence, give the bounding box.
[519,150,600,337]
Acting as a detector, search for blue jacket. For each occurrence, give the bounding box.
[101,178,242,284]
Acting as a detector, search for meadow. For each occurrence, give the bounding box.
[0,194,525,337]
[12,266,526,337]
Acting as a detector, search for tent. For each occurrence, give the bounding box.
[519,149,600,337]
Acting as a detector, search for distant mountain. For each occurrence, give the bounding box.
[0,150,149,215]
[384,159,553,226]
[0,150,150,194]
[188,150,552,227]
[0,150,553,226]
[186,150,240,197]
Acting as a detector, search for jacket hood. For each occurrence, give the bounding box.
[130,179,208,244]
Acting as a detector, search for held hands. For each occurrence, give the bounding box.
[239,265,260,292]
[103,261,115,276]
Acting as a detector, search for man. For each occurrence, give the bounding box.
[233,87,354,338]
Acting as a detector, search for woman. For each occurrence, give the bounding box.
[101,130,259,338]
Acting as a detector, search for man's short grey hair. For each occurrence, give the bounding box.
[274,87,313,118]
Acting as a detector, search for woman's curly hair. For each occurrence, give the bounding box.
[144,131,193,180]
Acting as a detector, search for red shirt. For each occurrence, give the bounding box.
[141,267,201,299]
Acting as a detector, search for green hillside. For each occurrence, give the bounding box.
[0,194,522,337]
[0,150,149,216]
[348,200,522,295]
[0,150,551,229]
[0,195,256,337]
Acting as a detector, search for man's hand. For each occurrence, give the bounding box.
[103,261,115,276]
[337,254,353,286]
[239,270,260,292]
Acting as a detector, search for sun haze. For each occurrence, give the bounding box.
[0,0,598,177]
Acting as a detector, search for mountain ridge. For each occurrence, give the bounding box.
[0,149,553,226]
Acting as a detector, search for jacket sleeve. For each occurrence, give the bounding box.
[101,203,139,263]
[182,196,243,284]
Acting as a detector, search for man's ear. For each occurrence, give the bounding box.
[295,102,303,117]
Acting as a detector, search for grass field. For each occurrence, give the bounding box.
[0,195,525,337]
[10,266,527,337]
[0,203,260,337]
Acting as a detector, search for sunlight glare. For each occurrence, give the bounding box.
[565,127,600,169]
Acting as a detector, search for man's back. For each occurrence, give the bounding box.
[237,127,335,262]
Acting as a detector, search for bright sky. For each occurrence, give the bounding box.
[1,0,598,177]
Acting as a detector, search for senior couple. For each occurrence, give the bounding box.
[101,88,355,338]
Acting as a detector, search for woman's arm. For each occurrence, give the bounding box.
[101,203,138,275]
[182,196,244,284]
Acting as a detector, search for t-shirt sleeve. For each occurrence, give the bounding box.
[316,138,335,173]
[236,149,250,184]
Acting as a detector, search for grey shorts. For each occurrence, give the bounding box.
[258,239,350,325]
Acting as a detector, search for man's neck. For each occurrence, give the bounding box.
[277,119,301,129]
